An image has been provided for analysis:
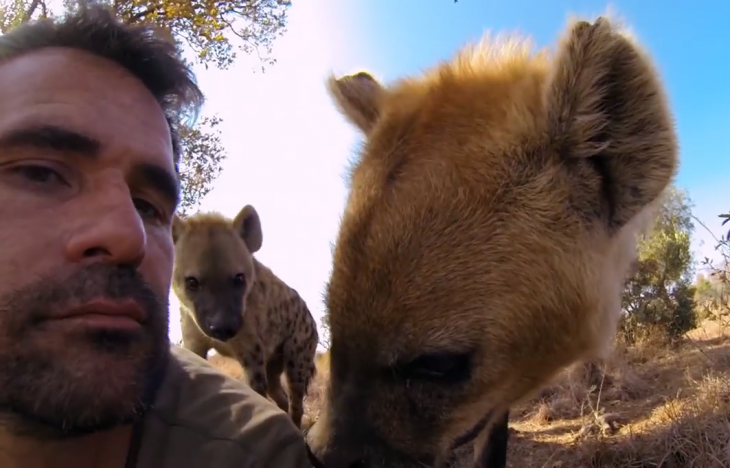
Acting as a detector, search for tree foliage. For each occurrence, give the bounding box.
[66,0,291,71]
[1,0,292,214]
[176,115,225,214]
[320,317,331,349]
[620,186,698,342]
[0,0,48,31]
[695,211,730,321]
[694,272,730,321]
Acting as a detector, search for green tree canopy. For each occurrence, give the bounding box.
[694,272,729,321]
[695,210,730,320]
[621,186,697,341]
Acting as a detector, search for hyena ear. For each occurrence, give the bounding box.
[172,214,186,244]
[326,71,384,134]
[545,17,678,231]
[233,204,263,253]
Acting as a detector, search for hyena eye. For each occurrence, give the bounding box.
[400,351,472,384]
[185,276,200,292]
[232,273,246,288]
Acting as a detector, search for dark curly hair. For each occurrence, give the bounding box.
[0,4,205,169]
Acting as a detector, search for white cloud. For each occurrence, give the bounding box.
[168,0,367,351]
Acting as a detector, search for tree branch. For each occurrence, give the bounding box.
[22,0,41,22]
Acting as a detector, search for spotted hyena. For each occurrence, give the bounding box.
[307,16,678,467]
[172,204,319,428]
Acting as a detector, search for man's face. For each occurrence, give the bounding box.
[0,47,178,437]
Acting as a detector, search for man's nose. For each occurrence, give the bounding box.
[64,190,146,267]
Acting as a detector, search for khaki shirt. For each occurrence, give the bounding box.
[131,345,313,468]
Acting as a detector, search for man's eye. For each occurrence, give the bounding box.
[12,164,67,186]
[133,198,163,221]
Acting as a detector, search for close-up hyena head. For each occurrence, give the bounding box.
[171,205,263,342]
[307,16,678,468]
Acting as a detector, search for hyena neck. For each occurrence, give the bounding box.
[248,257,293,311]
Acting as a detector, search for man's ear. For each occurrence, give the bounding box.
[233,205,263,253]
[545,17,678,230]
[326,71,385,134]
[172,214,186,244]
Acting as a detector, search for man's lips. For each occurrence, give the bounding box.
[49,299,147,324]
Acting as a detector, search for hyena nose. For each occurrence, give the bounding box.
[315,450,369,468]
[206,321,238,342]
[340,456,369,468]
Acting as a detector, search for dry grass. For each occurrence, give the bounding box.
[208,320,730,468]
[497,320,730,468]
[207,349,329,430]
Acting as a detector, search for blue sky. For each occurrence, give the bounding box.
[166,0,730,346]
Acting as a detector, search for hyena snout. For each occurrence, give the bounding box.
[199,310,242,342]
[306,418,371,468]
[307,443,368,468]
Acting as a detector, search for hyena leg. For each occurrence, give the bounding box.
[283,338,317,429]
[266,354,289,412]
[237,344,268,398]
[180,312,210,359]
[473,410,510,468]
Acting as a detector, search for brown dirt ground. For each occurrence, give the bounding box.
[208,320,730,468]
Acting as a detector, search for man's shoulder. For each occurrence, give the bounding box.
[141,345,312,467]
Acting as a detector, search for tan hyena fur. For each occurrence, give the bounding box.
[172,205,319,428]
[307,16,678,467]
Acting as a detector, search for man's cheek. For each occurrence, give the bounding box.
[144,229,175,289]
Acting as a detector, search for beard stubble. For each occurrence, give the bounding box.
[0,263,171,440]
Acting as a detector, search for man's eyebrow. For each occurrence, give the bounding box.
[130,162,181,210]
[2,124,180,209]
[0,125,101,155]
